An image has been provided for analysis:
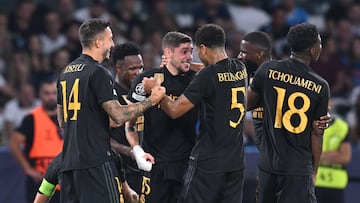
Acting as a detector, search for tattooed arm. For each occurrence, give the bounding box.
[102,98,152,126]
[103,86,165,125]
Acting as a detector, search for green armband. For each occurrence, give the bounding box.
[38,178,56,196]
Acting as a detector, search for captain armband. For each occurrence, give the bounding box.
[38,178,56,197]
[125,126,135,133]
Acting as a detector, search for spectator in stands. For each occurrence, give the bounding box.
[74,0,111,22]
[145,0,178,36]
[7,50,30,91]
[312,33,352,98]
[228,0,270,34]
[259,4,290,59]
[325,0,354,32]
[56,0,76,28]
[39,11,66,56]
[0,12,12,72]
[281,0,309,26]
[8,0,36,49]
[49,48,70,77]
[63,20,82,61]
[3,83,39,144]
[192,0,234,33]
[348,2,360,35]
[8,79,63,203]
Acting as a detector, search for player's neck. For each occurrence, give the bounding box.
[82,49,104,62]
[166,64,180,76]
[290,52,310,66]
[208,48,228,65]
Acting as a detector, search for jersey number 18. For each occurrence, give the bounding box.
[273,86,310,134]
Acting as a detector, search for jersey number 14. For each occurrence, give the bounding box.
[60,79,81,122]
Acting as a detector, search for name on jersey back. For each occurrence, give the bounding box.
[217,69,247,82]
[63,64,85,74]
[268,69,322,94]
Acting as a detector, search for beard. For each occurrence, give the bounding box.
[244,60,259,75]
[43,101,57,111]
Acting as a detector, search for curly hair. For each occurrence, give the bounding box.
[195,24,225,48]
[111,42,140,65]
[287,23,319,53]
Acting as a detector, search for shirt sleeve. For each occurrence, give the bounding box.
[313,81,330,120]
[183,69,208,106]
[250,62,267,96]
[44,154,61,185]
[127,73,147,103]
[90,67,118,105]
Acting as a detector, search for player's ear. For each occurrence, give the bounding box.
[94,36,102,48]
[163,47,171,59]
[200,44,207,55]
[309,46,316,58]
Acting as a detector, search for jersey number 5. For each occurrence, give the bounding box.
[273,86,310,134]
[60,79,81,122]
[230,87,246,128]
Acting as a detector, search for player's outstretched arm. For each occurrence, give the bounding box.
[160,95,194,119]
[102,86,165,126]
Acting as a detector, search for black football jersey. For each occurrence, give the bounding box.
[251,58,330,175]
[184,58,247,172]
[111,82,142,173]
[44,153,62,185]
[249,75,264,150]
[127,67,197,162]
[57,54,117,171]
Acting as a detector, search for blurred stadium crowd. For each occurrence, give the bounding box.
[0,0,360,149]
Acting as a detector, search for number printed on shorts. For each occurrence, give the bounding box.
[230,87,246,128]
[60,79,81,122]
[273,86,310,134]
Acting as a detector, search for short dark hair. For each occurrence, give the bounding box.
[111,42,140,64]
[162,31,192,50]
[287,23,319,53]
[243,31,272,57]
[195,24,225,48]
[78,18,110,48]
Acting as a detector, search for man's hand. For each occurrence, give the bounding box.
[313,113,331,135]
[148,84,166,106]
[142,77,161,94]
[25,167,43,182]
[132,145,155,171]
[122,181,139,203]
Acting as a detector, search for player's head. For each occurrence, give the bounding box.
[162,31,193,74]
[39,79,57,111]
[111,42,143,89]
[287,23,322,61]
[238,31,272,74]
[78,18,114,61]
[195,24,226,66]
